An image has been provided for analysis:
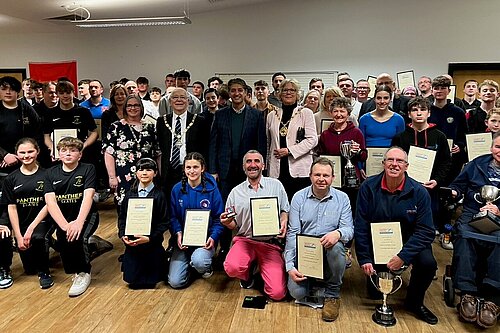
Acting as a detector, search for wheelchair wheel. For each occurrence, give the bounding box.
[443,277,455,307]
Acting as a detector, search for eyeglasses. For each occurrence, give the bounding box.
[126,104,141,108]
[384,158,407,165]
[282,88,297,94]
[171,95,188,100]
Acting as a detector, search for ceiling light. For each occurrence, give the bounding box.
[74,16,191,28]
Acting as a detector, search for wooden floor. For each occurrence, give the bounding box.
[0,200,488,333]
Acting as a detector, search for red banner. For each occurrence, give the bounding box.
[28,60,77,87]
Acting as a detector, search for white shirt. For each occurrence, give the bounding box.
[170,111,188,164]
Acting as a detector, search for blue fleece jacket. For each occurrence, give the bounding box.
[170,173,224,243]
[449,154,500,243]
[354,172,435,266]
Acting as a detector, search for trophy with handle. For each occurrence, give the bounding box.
[340,140,358,188]
[370,271,403,326]
[470,185,500,234]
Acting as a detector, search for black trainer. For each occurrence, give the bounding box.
[38,272,54,289]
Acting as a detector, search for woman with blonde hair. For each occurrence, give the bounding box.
[315,86,344,134]
[267,79,318,200]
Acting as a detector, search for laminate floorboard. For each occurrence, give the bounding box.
[0,199,491,332]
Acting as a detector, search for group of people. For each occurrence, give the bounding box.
[0,69,499,329]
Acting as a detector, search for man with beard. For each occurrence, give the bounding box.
[221,150,289,301]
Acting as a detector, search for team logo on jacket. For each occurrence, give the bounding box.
[447,117,454,124]
[73,116,82,125]
[74,176,83,187]
[200,199,211,209]
[35,181,44,192]
[178,199,183,207]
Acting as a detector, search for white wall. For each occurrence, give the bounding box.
[1,0,498,90]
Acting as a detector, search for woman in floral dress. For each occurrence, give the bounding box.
[103,95,160,208]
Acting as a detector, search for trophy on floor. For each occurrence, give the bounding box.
[370,271,403,326]
[340,141,358,188]
[469,185,500,234]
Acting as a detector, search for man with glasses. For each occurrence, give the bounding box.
[80,80,110,119]
[158,69,201,116]
[418,76,432,98]
[338,77,362,122]
[355,79,371,103]
[354,146,438,325]
[358,73,410,121]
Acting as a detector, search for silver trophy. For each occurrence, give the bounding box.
[370,272,403,326]
[340,141,358,187]
[470,185,500,234]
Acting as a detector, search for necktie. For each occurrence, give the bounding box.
[171,116,181,169]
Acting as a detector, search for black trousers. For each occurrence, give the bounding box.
[367,247,437,306]
[17,221,54,275]
[56,211,99,274]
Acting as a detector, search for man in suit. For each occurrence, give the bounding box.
[358,73,410,121]
[156,87,209,198]
[209,78,267,256]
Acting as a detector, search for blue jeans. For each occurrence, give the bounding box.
[288,241,346,299]
[168,246,215,289]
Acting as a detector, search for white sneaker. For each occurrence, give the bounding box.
[68,272,91,297]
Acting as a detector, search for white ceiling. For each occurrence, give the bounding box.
[0,0,273,33]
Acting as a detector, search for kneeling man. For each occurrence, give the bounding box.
[221,150,289,301]
[354,146,438,325]
[285,157,354,322]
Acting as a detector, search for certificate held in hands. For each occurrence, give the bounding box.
[125,198,154,235]
[407,146,436,183]
[370,222,403,264]
[182,209,210,247]
[297,235,324,279]
[250,197,280,237]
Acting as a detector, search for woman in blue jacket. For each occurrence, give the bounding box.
[168,152,224,288]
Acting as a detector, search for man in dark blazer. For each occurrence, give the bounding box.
[208,78,267,256]
[156,87,209,197]
[358,73,410,122]
[209,78,267,200]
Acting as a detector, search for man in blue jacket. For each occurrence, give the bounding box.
[448,132,500,329]
[354,146,438,325]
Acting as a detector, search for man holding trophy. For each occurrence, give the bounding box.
[354,147,438,325]
[448,131,500,329]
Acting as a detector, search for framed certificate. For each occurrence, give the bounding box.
[182,209,210,247]
[447,85,456,102]
[250,197,280,237]
[94,119,102,140]
[125,198,153,235]
[367,76,377,99]
[466,133,492,161]
[407,146,436,183]
[297,235,324,279]
[53,129,78,159]
[396,70,415,91]
[320,119,333,133]
[142,114,157,125]
[366,147,386,177]
[370,222,403,264]
[319,155,342,188]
